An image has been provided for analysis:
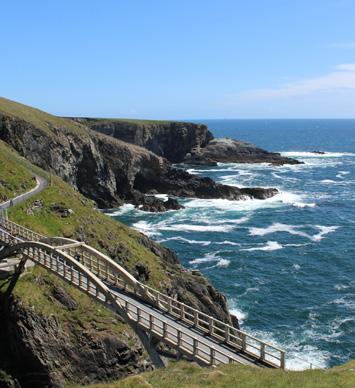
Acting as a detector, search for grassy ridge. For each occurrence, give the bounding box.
[0,97,88,136]
[74,360,355,388]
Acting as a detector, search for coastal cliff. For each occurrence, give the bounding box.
[76,117,300,166]
[0,98,279,211]
[72,118,213,163]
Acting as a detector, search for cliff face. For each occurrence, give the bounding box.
[77,118,301,166]
[73,118,213,163]
[0,110,278,209]
[0,273,149,388]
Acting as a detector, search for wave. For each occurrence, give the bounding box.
[241,241,283,252]
[249,223,338,242]
[189,251,221,265]
[336,170,351,178]
[157,236,211,246]
[215,258,230,268]
[215,240,240,246]
[105,204,135,216]
[131,220,162,237]
[183,191,315,212]
[242,328,329,370]
[228,299,248,323]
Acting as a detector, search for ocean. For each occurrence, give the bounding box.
[108,119,355,370]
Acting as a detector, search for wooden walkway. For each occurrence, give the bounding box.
[0,216,285,369]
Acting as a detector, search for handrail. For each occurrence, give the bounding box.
[0,216,286,368]
[0,228,249,367]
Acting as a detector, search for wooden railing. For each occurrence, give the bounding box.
[0,216,285,368]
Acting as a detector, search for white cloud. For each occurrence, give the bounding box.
[236,64,355,101]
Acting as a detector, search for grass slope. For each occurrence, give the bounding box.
[0,140,37,201]
[74,360,355,388]
[0,97,88,137]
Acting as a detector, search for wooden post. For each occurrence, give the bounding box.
[260,343,265,361]
[193,338,198,355]
[209,317,213,335]
[280,351,286,369]
[180,305,185,320]
[177,331,182,347]
[225,326,229,343]
[242,333,247,352]
[194,310,198,327]
[210,348,215,366]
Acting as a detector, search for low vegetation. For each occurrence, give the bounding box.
[74,360,355,388]
[0,140,37,201]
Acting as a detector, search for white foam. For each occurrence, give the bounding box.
[249,223,338,242]
[334,284,350,291]
[158,236,211,246]
[336,170,350,178]
[292,264,301,271]
[321,179,337,184]
[184,190,314,212]
[229,308,248,323]
[216,258,230,268]
[241,241,283,252]
[215,240,240,246]
[161,223,235,232]
[132,220,162,237]
[189,251,221,265]
[105,204,135,216]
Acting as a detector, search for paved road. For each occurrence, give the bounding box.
[0,175,48,210]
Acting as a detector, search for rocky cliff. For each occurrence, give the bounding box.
[72,118,213,163]
[0,98,279,211]
[77,117,300,166]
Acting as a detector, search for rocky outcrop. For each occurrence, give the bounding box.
[0,294,149,388]
[184,138,302,166]
[73,118,213,163]
[134,168,278,200]
[0,114,278,210]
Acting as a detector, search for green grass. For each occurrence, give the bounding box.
[8,175,166,288]
[71,360,355,388]
[75,117,180,126]
[0,140,37,201]
[0,97,88,137]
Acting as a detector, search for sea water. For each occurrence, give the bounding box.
[108,119,355,369]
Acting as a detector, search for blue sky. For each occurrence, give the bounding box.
[1,0,355,119]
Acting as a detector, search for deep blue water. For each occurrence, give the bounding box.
[110,119,355,369]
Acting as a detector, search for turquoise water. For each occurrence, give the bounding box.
[110,119,355,369]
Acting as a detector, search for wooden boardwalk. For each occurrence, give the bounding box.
[0,216,285,369]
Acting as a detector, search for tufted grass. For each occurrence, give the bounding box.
[72,359,355,388]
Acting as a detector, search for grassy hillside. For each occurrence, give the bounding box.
[0,97,88,137]
[0,140,37,201]
[74,360,355,388]
[0,137,169,289]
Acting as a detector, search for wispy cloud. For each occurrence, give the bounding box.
[236,64,355,101]
[330,42,355,49]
